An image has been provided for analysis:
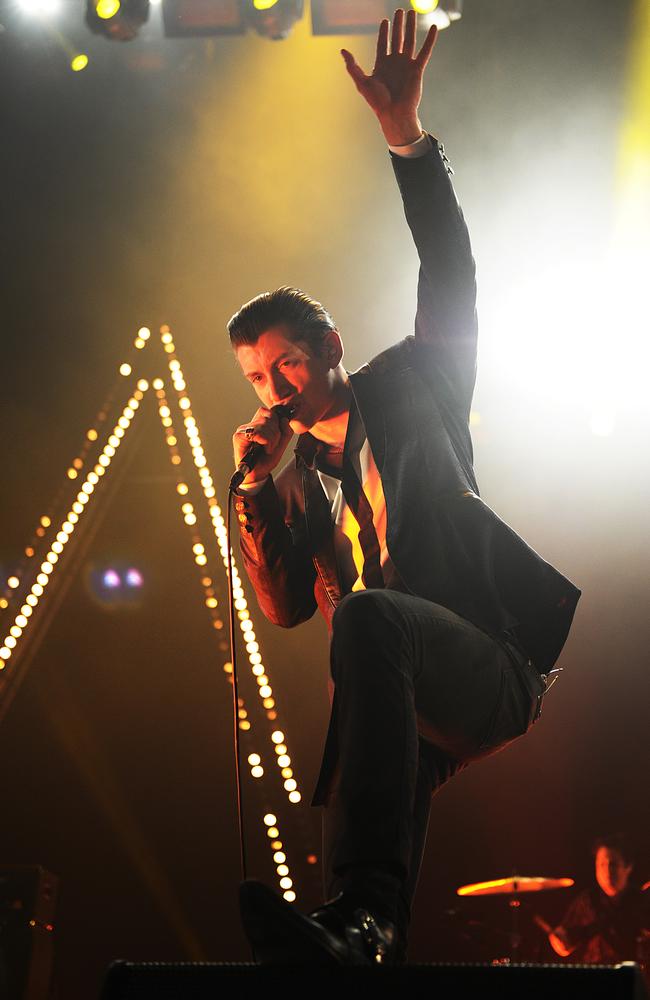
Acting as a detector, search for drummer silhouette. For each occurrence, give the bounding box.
[539,834,649,965]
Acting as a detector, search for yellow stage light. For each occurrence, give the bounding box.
[71,54,88,71]
[410,0,438,11]
[119,362,131,376]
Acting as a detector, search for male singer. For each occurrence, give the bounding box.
[229,8,580,965]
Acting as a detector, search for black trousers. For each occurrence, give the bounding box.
[321,589,546,943]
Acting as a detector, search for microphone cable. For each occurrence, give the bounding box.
[225,404,294,886]
[225,487,248,883]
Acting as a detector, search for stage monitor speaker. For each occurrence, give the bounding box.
[0,865,59,1000]
[100,960,650,1000]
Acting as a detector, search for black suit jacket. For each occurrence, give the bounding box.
[235,138,580,796]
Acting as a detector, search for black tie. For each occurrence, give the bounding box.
[340,452,385,591]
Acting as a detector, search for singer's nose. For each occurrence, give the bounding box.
[268,370,292,407]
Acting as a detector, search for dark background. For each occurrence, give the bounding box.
[1,1,648,996]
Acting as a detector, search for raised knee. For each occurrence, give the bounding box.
[332,589,388,637]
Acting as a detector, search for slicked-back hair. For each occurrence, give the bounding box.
[227,286,337,356]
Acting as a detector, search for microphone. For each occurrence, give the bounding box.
[229,403,295,492]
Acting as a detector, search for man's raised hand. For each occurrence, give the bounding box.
[341,7,437,146]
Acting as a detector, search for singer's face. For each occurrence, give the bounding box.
[236,325,344,435]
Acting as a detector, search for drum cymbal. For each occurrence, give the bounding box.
[457,876,574,896]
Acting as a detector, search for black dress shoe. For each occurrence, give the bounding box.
[239,880,401,966]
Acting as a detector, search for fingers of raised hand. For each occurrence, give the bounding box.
[379,9,435,65]
[375,17,389,61]
[403,7,417,58]
[390,7,405,55]
[341,48,367,87]
[415,22,438,69]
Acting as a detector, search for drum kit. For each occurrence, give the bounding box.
[450,874,575,963]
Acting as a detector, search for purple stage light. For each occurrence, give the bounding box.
[125,568,144,588]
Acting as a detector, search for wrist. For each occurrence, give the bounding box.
[379,116,423,147]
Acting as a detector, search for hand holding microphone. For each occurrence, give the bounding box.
[230,403,295,491]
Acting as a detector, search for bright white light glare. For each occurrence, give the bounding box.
[590,407,617,437]
[480,248,649,434]
[419,10,450,29]
[19,0,60,14]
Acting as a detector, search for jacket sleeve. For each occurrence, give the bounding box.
[234,475,318,628]
[391,137,478,420]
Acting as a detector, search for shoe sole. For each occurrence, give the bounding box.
[239,881,345,966]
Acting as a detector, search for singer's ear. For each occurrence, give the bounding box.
[323,329,344,369]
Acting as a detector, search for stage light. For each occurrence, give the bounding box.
[70,54,89,71]
[417,0,462,28]
[86,0,149,41]
[246,0,303,40]
[103,569,121,588]
[125,568,144,587]
[97,0,120,17]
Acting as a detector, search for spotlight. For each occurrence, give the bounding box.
[125,568,144,587]
[85,0,150,41]
[87,563,146,608]
[413,0,462,29]
[246,0,303,40]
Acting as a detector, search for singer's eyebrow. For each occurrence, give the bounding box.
[242,351,295,380]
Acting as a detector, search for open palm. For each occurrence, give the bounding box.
[342,8,437,126]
